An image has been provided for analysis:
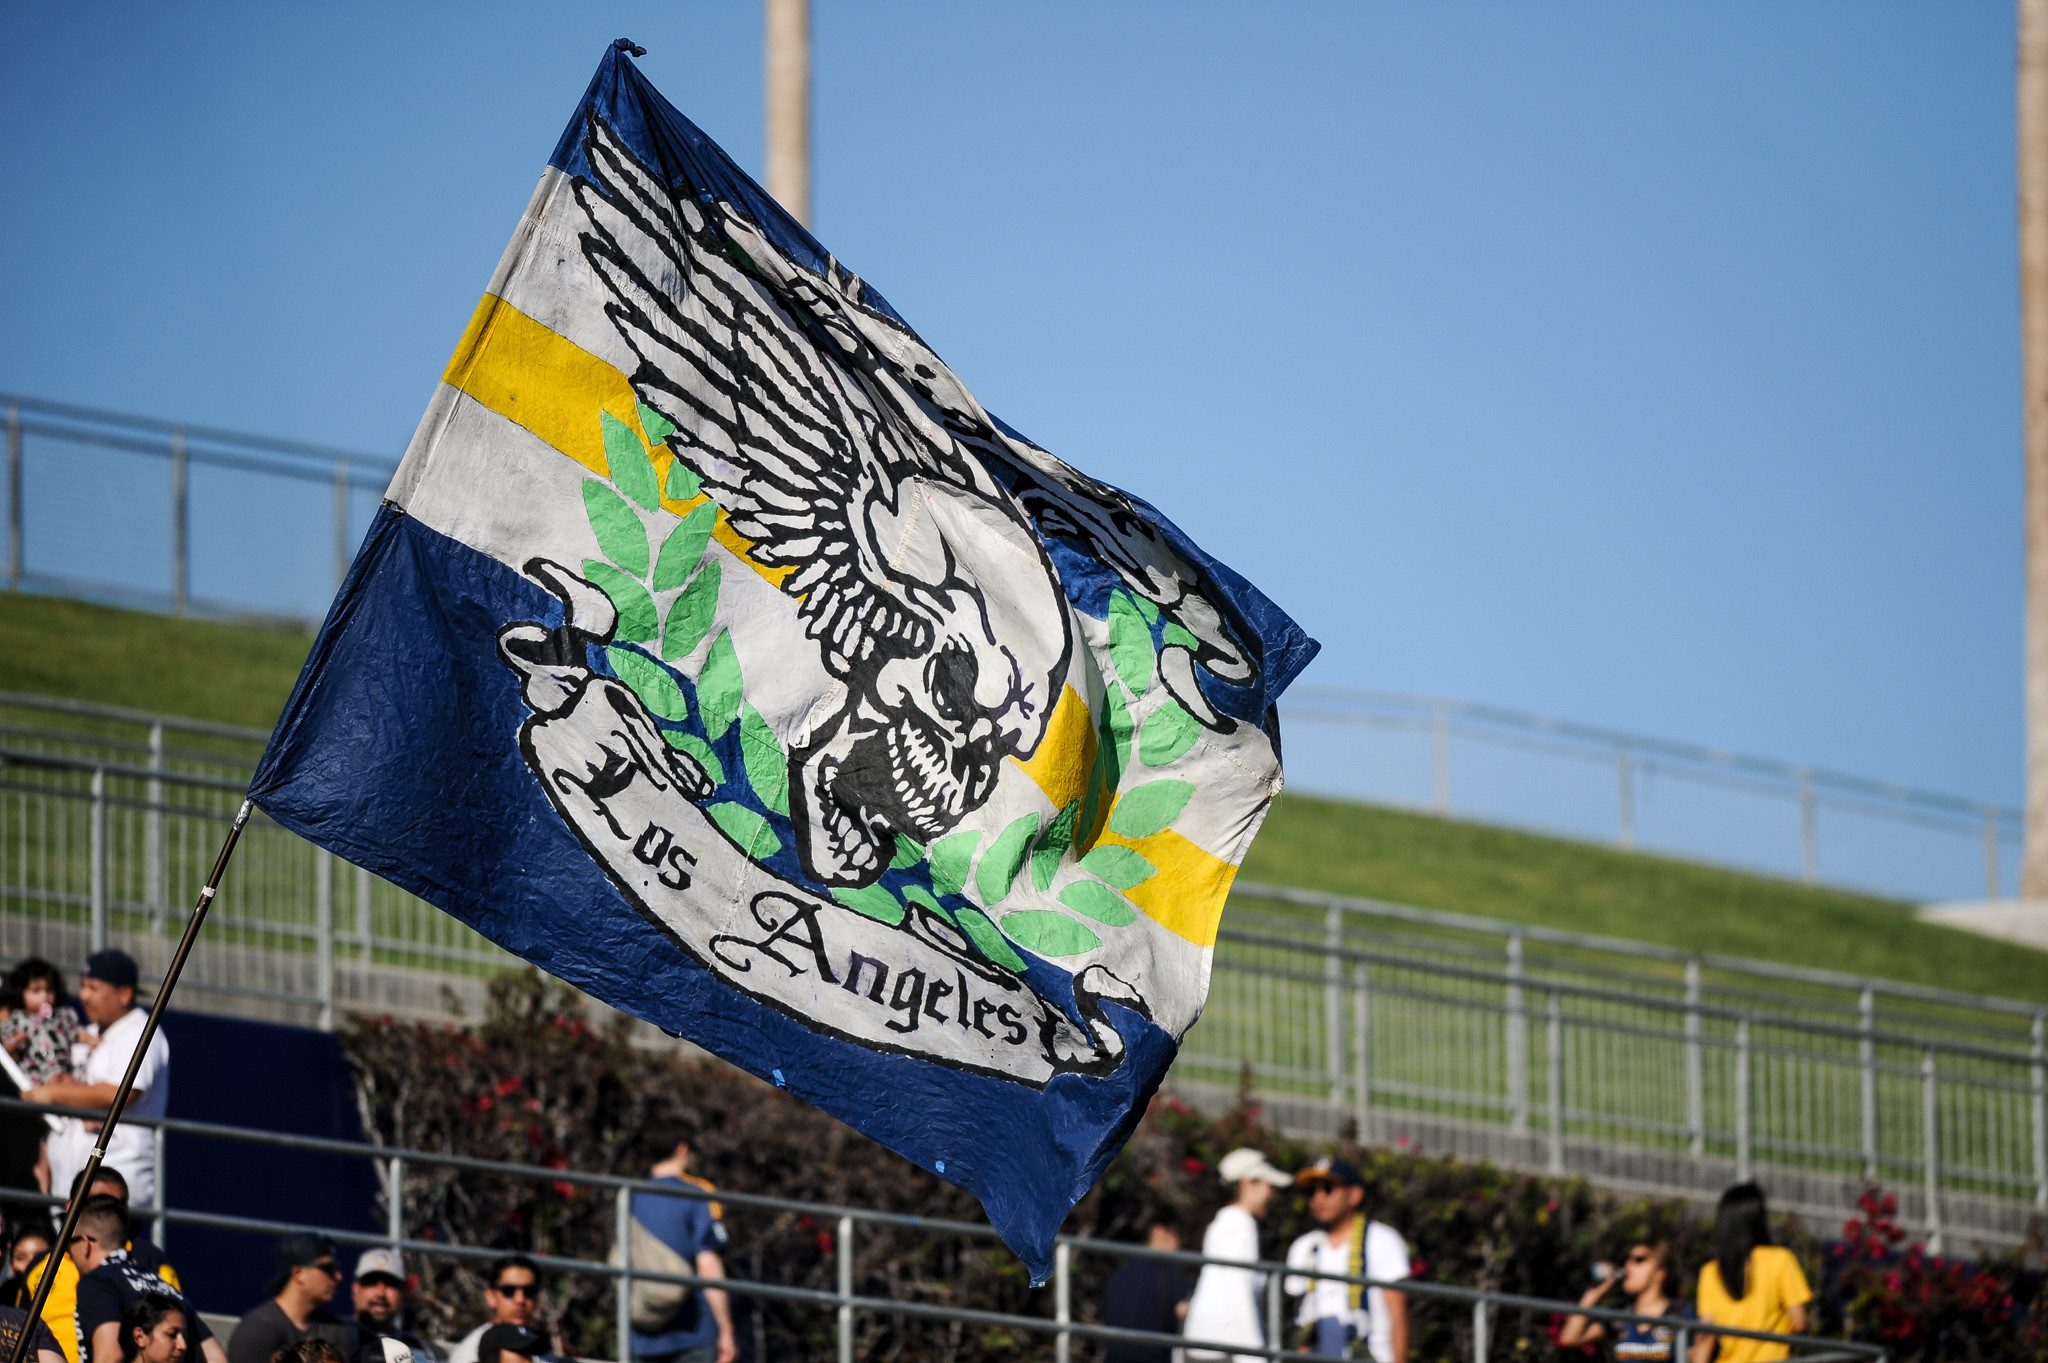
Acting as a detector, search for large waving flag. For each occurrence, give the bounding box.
[251,41,1316,1275]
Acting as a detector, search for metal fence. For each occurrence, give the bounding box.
[0,690,2040,1256]
[0,1097,1877,1363]
[1281,687,2021,904]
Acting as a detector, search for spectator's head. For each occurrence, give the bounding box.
[268,1233,341,1306]
[352,1248,409,1328]
[1215,1148,1292,1218]
[1142,1217,1181,1253]
[79,952,139,1027]
[640,1115,698,1172]
[119,1293,186,1363]
[270,1342,345,1363]
[9,958,64,1015]
[475,1325,542,1363]
[64,1195,128,1276]
[1713,1182,1771,1301]
[483,1255,540,1328]
[9,1223,49,1277]
[68,1166,130,1211]
[1619,1243,1678,1302]
[1296,1156,1365,1229]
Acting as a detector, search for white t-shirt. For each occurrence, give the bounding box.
[49,1007,169,1204]
[1285,1220,1411,1363]
[1183,1204,1267,1362]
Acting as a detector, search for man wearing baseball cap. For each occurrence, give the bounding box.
[1282,1157,1409,1362]
[1183,1148,1292,1363]
[345,1250,439,1363]
[472,1325,543,1363]
[23,953,168,1211]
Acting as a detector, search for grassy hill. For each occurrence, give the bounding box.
[5,592,2042,1002]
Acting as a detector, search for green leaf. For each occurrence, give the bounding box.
[998,910,1100,958]
[1110,779,1194,839]
[975,814,1040,907]
[666,458,703,502]
[601,412,662,511]
[636,402,676,447]
[1130,593,1160,625]
[1059,880,1139,926]
[606,647,689,720]
[1079,844,1157,890]
[1108,591,1154,695]
[652,502,718,592]
[582,561,657,642]
[1031,800,1080,893]
[1162,622,1201,652]
[707,802,778,860]
[955,907,1027,972]
[739,704,790,816]
[696,631,743,741]
[928,831,981,897]
[661,560,721,662]
[832,885,905,925]
[1139,701,1200,767]
[661,730,724,785]
[900,883,954,924]
[582,481,650,578]
[891,836,926,870]
[1078,685,1134,856]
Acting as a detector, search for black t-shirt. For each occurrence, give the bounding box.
[74,1253,212,1363]
[0,1303,61,1361]
[226,1301,351,1363]
[1101,1257,1192,1363]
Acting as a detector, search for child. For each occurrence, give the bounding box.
[0,960,81,1194]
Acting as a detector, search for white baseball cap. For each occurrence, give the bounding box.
[1216,1147,1293,1186]
[354,1247,407,1283]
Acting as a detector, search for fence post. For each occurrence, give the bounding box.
[1616,741,1634,848]
[146,723,165,931]
[836,1214,854,1363]
[151,1123,166,1250]
[315,847,334,1031]
[171,429,187,617]
[1506,934,1528,1133]
[1923,1046,1943,1254]
[1547,989,1564,1175]
[386,1156,403,1249]
[1325,904,1344,1104]
[1470,1296,1488,1363]
[2032,1012,2046,1211]
[6,400,19,591]
[356,864,373,965]
[334,458,351,594]
[1353,958,1373,1143]
[615,1184,633,1363]
[1054,1241,1071,1363]
[1432,702,1451,815]
[1735,1015,1752,1182]
[1859,988,1878,1181]
[1685,957,1703,1160]
[1799,769,1817,884]
[89,766,108,952]
[1266,1269,1282,1360]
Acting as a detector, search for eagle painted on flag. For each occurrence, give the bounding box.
[251,41,1317,1277]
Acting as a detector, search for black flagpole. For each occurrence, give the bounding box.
[7,798,256,1363]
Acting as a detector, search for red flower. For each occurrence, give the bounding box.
[495,1076,524,1096]
[1183,1157,1204,1174]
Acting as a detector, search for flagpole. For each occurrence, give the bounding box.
[5,798,256,1363]
[765,0,811,227]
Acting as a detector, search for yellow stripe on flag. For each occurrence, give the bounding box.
[1011,686,1097,813]
[1096,824,1236,948]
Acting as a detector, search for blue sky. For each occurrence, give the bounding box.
[0,2,2023,808]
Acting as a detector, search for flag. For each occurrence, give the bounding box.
[250,40,1318,1277]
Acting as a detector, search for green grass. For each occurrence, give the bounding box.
[3,592,2042,1005]
[1242,793,2048,1006]
[0,593,313,730]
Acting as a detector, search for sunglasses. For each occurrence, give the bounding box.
[493,1283,539,1298]
[306,1261,341,1277]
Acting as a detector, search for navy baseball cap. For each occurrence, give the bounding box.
[477,1325,544,1363]
[82,951,137,990]
[1295,1156,1363,1188]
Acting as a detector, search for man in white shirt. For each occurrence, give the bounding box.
[24,952,169,1210]
[1183,1147,1293,1363]
[1283,1157,1409,1363]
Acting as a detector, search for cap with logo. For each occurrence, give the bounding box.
[477,1325,544,1363]
[1294,1155,1363,1188]
[354,1247,407,1285]
[1216,1147,1293,1187]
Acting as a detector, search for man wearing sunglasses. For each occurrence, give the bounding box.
[225,1235,352,1363]
[448,1258,555,1363]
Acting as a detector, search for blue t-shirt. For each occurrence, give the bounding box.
[1614,1303,1697,1362]
[627,1176,728,1356]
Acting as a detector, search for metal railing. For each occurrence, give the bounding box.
[0,691,2040,1251]
[1283,686,2021,903]
[0,394,395,626]
[0,1097,1878,1363]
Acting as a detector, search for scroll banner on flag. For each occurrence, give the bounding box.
[250,40,1317,1277]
